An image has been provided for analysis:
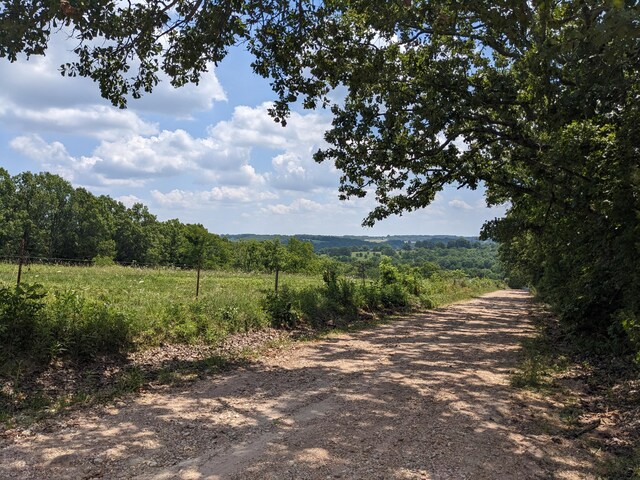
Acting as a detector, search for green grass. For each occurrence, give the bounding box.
[1,263,320,317]
[419,274,503,309]
[0,263,322,348]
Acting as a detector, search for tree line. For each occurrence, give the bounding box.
[0,169,319,273]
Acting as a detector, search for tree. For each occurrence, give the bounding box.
[0,168,20,257]
[286,237,316,273]
[263,238,288,293]
[69,188,116,260]
[232,239,264,273]
[181,223,211,268]
[113,202,157,263]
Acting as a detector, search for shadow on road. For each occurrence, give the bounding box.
[0,290,595,479]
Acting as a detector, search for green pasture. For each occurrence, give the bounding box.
[0,262,502,359]
[0,263,321,347]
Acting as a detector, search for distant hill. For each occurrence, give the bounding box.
[222,234,488,252]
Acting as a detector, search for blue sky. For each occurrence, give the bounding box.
[0,34,506,236]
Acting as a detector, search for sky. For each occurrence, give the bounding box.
[0,33,506,237]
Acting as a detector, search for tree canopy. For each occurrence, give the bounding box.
[2,1,639,344]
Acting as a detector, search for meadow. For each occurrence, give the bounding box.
[0,261,502,358]
[0,263,322,349]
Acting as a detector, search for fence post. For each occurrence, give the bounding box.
[16,238,25,288]
[196,262,201,299]
[274,265,279,294]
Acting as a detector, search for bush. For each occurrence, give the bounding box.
[618,310,640,362]
[262,286,298,329]
[47,290,134,359]
[0,284,136,363]
[379,283,409,308]
[92,254,115,266]
[420,295,435,309]
[322,268,359,318]
[297,287,326,328]
[0,283,49,361]
[359,283,381,312]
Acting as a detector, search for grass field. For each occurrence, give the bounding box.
[0,263,503,348]
[0,263,322,347]
[0,263,503,349]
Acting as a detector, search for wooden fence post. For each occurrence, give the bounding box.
[196,262,201,299]
[16,238,25,288]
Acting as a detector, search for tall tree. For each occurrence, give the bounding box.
[0,168,19,257]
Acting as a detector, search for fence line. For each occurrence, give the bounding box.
[0,255,198,270]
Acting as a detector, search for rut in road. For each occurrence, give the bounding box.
[1,290,595,479]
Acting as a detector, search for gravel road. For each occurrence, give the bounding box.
[1,290,595,479]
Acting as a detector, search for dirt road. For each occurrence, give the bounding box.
[1,290,596,479]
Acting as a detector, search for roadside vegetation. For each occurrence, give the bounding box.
[511,302,640,479]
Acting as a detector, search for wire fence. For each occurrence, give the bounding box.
[0,254,197,270]
[0,254,208,297]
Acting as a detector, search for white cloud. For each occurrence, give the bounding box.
[448,198,473,210]
[0,31,227,137]
[210,164,266,187]
[261,198,325,215]
[151,187,277,208]
[3,103,158,141]
[205,103,337,192]
[117,195,143,207]
[268,152,336,192]
[131,71,226,117]
[10,134,143,187]
[93,129,212,178]
[207,102,330,152]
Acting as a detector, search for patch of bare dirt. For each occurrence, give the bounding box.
[1,291,599,479]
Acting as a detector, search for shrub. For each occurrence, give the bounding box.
[379,283,409,308]
[0,283,49,362]
[359,283,381,312]
[322,268,358,318]
[379,257,400,286]
[297,287,326,328]
[618,310,640,362]
[92,254,115,266]
[420,295,435,309]
[262,286,298,329]
[47,290,134,359]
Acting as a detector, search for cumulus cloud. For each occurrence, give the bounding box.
[207,102,329,150]
[3,104,158,141]
[205,102,337,192]
[261,198,325,215]
[117,195,144,207]
[0,31,226,137]
[268,152,336,192]
[9,134,106,185]
[93,129,229,179]
[151,187,277,208]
